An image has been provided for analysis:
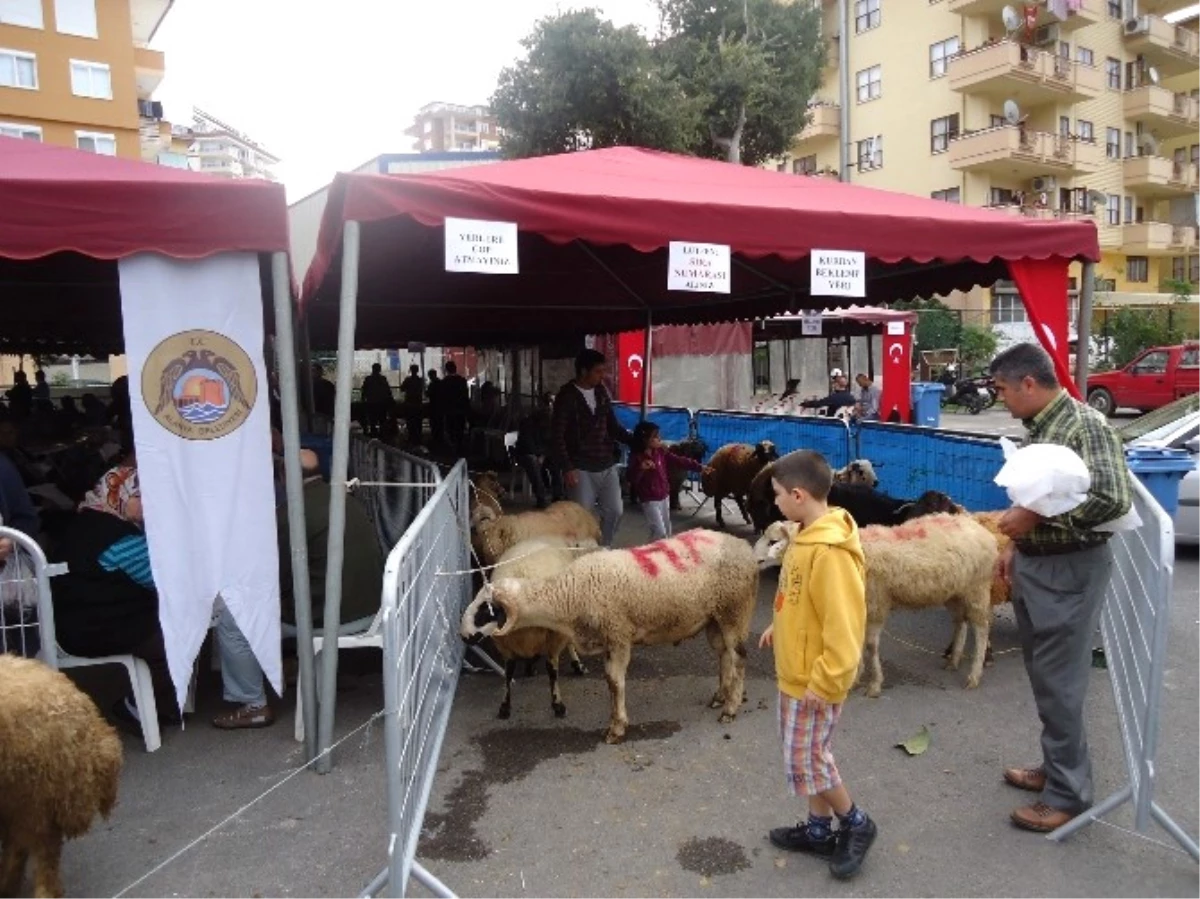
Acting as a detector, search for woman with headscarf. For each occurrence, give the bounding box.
[51,455,179,730]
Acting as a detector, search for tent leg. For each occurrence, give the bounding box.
[271,253,318,763]
[316,220,360,774]
[297,306,315,422]
[640,313,653,417]
[1076,261,1094,395]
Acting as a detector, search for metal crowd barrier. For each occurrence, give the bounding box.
[366,460,471,898]
[610,403,694,443]
[349,437,442,553]
[1048,477,1199,858]
[0,526,54,664]
[695,409,853,468]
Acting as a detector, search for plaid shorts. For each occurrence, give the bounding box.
[779,691,843,796]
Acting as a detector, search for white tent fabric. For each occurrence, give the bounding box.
[119,252,282,710]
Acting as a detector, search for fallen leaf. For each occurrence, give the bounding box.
[699,876,711,888]
[774,858,787,869]
[897,843,910,854]
[895,725,931,756]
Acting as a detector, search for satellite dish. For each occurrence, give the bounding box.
[1139,132,1160,154]
[1003,99,1022,125]
[1001,5,1022,32]
[1147,66,1160,85]
[1087,190,1107,207]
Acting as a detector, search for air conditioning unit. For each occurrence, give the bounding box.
[1031,175,1058,193]
[1033,24,1060,46]
[1124,16,1149,35]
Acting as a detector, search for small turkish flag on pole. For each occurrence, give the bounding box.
[878,328,913,424]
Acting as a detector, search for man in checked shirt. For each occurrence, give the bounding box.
[988,342,1134,833]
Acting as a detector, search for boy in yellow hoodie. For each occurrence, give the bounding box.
[758,449,875,880]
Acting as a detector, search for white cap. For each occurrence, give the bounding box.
[829,368,844,379]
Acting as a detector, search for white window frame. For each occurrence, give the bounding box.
[0,0,43,29]
[76,129,116,155]
[69,59,111,99]
[856,65,881,103]
[854,0,880,33]
[0,48,38,90]
[0,120,41,140]
[929,37,960,78]
[54,0,97,38]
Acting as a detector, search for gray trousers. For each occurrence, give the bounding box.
[567,465,623,547]
[1011,542,1114,813]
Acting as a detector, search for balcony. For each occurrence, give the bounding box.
[1122,222,1199,256]
[1124,16,1200,77]
[1122,155,1199,197]
[1122,86,1200,138]
[948,0,1102,31]
[948,41,1102,105]
[948,126,1103,177]
[134,45,164,98]
[793,103,839,147]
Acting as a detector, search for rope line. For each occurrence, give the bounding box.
[882,629,1021,658]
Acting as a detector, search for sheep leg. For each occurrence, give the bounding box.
[735,494,751,526]
[546,650,567,718]
[964,590,992,690]
[568,644,588,676]
[944,599,969,672]
[717,626,748,723]
[603,644,632,744]
[706,621,730,709]
[864,620,884,698]
[30,834,62,899]
[713,494,726,528]
[0,836,28,897]
[498,658,518,719]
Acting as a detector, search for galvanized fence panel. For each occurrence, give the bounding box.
[1048,477,1199,858]
[611,403,694,443]
[694,410,852,469]
[349,437,442,553]
[0,526,55,664]
[370,460,471,898]
[855,423,1010,511]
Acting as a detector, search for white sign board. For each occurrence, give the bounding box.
[668,241,731,294]
[445,218,519,274]
[811,249,865,298]
[887,320,906,336]
[801,311,823,336]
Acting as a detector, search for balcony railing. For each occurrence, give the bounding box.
[948,40,1102,104]
[1122,221,1199,255]
[794,102,840,144]
[1122,155,1200,195]
[948,125,1103,176]
[1122,86,1200,138]
[1123,15,1200,76]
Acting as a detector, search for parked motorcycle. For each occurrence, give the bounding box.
[940,376,994,414]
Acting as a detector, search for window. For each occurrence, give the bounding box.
[776,161,787,172]
[1076,120,1094,142]
[1107,195,1120,226]
[929,37,959,78]
[989,114,1006,128]
[931,187,960,203]
[1106,127,1120,159]
[69,60,110,99]
[1076,47,1094,66]
[1127,256,1149,283]
[1172,255,1200,284]
[1192,144,1199,168]
[1124,131,1134,157]
[856,136,882,172]
[1133,350,1169,373]
[76,130,115,155]
[1124,196,1134,224]
[1059,115,1071,137]
[1096,278,1117,291]
[1107,0,1121,16]
[793,154,817,175]
[1180,345,1198,368]
[991,293,1028,324]
[930,114,959,153]
[0,49,36,89]
[1105,57,1121,90]
[854,0,879,33]
[989,187,1016,206]
[0,0,42,28]
[0,121,40,140]
[54,0,96,37]
[856,65,881,103]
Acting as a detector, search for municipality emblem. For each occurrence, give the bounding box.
[142,330,257,440]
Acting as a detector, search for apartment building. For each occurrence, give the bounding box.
[0,0,168,159]
[780,0,1199,341]
[406,101,501,153]
[167,106,279,180]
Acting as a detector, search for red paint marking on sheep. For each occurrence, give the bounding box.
[629,532,713,578]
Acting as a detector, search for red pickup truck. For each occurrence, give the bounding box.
[1086,342,1199,417]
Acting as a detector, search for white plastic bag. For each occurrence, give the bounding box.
[994,439,1090,518]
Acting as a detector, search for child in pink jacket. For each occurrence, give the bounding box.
[627,422,711,541]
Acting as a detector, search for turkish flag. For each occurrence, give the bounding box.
[1023,4,1039,38]
[616,330,650,405]
[1007,258,1081,399]
[878,328,912,423]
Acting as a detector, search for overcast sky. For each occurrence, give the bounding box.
[153,0,663,202]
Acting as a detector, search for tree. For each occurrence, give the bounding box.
[1094,302,1189,368]
[491,9,701,159]
[656,0,827,165]
[892,298,962,353]
[958,324,1000,369]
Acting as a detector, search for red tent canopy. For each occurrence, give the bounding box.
[301,146,1098,348]
[0,136,289,352]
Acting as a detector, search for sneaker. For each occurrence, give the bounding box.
[829,815,877,880]
[212,703,275,730]
[768,823,836,857]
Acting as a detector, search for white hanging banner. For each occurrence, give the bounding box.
[119,252,281,711]
[444,217,519,274]
[668,241,731,293]
[887,320,906,336]
[801,310,823,336]
[811,249,866,297]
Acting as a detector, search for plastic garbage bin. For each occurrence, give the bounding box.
[1125,447,1196,517]
[910,383,946,428]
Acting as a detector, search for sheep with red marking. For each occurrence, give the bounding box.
[756,512,996,697]
[462,529,758,743]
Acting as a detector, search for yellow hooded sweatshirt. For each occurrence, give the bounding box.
[773,507,867,704]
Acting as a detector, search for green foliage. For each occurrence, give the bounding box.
[958,324,1000,368]
[1162,278,1196,303]
[50,372,69,387]
[1094,302,1188,368]
[892,298,962,353]
[491,1,826,166]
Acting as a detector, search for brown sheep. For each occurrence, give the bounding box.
[701,440,778,528]
[468,470,506,525]
[471,501,602,567]
[940,511,1010,666]
[0,655,123,898]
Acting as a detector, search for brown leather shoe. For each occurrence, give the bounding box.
[1003,765,1046,792]
[1011,802,1074,832]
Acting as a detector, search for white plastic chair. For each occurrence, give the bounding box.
[503,431,533,501]
[289,612,382,742]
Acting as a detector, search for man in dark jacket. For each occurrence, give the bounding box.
[799,375,857,417]
[550,349,632,546]
[360,363,393,437]
[515,393,562,509]
[441,361,471,455]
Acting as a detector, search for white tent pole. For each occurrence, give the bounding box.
[640,311,653,416]
[316,219,360,774]
[1076,260,1095,395]
[270,251,317,762]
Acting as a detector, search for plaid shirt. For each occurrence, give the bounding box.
[1017,390,1133,550]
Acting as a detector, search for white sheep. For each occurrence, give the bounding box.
[462,529,759,744]
[471,500,601,566]
[484,535,601,719]
[756,513,996,697]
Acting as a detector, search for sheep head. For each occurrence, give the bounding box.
[896,490,963,522]
[753,440,779,464]
[834,459,879,489]
[753,520,797,568]
[461,579,522,642]
[470,504,500,531]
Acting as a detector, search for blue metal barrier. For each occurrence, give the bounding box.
[855,423,1009,511]
[695,410,852,468]
[611,404,694,443]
